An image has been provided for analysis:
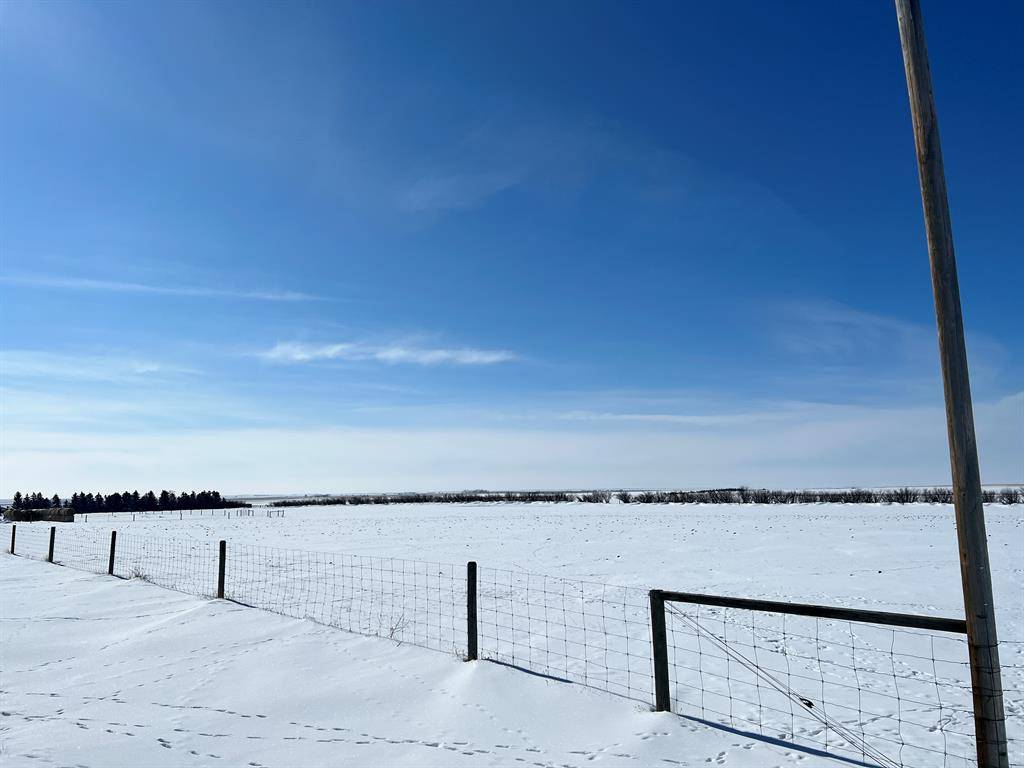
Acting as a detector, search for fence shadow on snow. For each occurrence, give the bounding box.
[6,522,1020,767]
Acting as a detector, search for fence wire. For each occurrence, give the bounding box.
[476,567,653,702]
[224,545,466,656]
[112,532,220,598]
[52,526,108,574]
[8,523,51,562]
[661,601,1020,768]
[77,509,283,523]
[5,522,1021,767]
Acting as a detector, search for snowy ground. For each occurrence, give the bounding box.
[3,502,1022,766]
[70,502,1024,631]
[5,555,810,768]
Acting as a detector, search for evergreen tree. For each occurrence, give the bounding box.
[13,487,239,513]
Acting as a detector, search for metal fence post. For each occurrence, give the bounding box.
[467,561,478,661]
[649,589,671,712]
[47,526,56,563]
[108,531,117,575]
[9,524,15,554]
[217,540,226,599]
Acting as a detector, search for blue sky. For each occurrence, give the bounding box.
[2,1,1021,494]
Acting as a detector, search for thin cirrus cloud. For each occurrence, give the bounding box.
[0,350,197,383]
[398,170,525,213]
[5,392,1021,495]
[0,274,320,302]
[555,410,794,427]
[260,341,518,366]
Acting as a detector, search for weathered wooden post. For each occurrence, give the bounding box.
[466,561,478,660]
[649,590,671,712]
[47,526,56,563]
[108,531,117,576]
[894,2,1008,765]
[9,524,15,554]
[217,540,226,599]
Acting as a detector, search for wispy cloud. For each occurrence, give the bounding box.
[260,341,518,366]
[0,351,197,383]
[1,274,320,302]
[398,171,524,213]
[772,302,933,362]
[4,392,1021,495]
[766,300,1011,400]
[556,410,792,427]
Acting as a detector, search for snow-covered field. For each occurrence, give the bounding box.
[3,502,1022,767]
[66,502,1024,613]
[4,556,749,768]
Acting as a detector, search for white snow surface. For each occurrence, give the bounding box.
[3,502,1023,767]
[6,555,799,768]
[67,503,1022,615]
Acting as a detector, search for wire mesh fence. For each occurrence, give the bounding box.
[224,545,467,655]
[659,599,1020,768]
[5,522,1021,767]
[77,508,283,523]
[112,532,220,598]
[8,522,52,562]
[51,526,109,574]
[476,567,653,702]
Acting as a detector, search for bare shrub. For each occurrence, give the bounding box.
[920,487,954,504]
[999,487,1023,505]
[386,614,410,644]
[262,485,1002,507]
[881,487,920,504]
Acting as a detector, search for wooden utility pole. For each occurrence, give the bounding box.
[893,2,1008,765]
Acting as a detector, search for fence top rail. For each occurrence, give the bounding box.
[651,589,967,634]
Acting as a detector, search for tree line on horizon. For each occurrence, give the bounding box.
[273,490,581,507]
[271,486,1023,507]
[619,487,1022,505]
[6,490,250,513]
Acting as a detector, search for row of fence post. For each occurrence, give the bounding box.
[7,524,1001,762]
[76,509,284,523]
[12,525,483,660]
